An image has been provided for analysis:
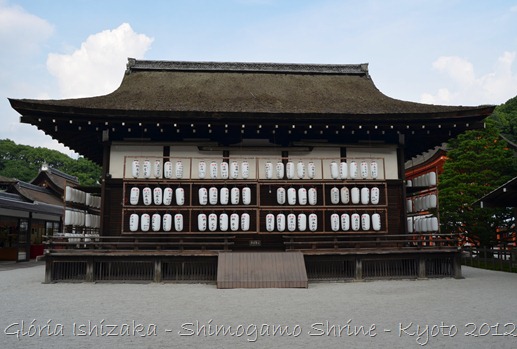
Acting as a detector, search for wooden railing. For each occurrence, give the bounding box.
[461,245,517,273]
[284,233,461,253]
[43,234,235,255]
[44,233,460,255]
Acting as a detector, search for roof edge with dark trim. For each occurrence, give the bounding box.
[474,176,517,208]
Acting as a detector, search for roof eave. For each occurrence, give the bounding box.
[10,98,495,122]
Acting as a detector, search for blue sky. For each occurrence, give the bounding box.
[1,0,517,156]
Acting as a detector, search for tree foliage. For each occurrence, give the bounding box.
[439,98,517,247]
[0,139,101,186]
[489,95,517,144]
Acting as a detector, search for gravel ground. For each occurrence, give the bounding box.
[1,262,516,349]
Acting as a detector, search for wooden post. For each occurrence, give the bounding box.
[154,258,162,282]
[85,257,94,282]
[453,252,463,279]
[44,257,52,284]
[418,256,427,279]
[355,257,363,281]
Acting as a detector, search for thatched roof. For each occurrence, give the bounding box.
[9,59,495,164]
[12,59,493,117]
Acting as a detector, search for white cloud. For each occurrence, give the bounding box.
[0,0,54,54]
[420,52,517,105]
[0,2,64,156]
[421,88,452,104]
[47,23,154,98]
[432,56,475,86]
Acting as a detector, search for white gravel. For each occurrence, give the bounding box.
[1,263,516,349]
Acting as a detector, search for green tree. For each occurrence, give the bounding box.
[63,157,102,186]
[439,121,517,247]
[0,139,101,185]
[489,95,517,144]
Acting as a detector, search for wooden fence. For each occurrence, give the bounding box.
[461,246,517,273]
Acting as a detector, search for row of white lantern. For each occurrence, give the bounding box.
[265,160,378,180]
[198,213,251,232]
[129,213,184,232]
[407,194,437,213]
[130,158,382,180]
[129,186,255,206]
[265,161,314,179]
[407,171,437,187]
[198,160,250,180]
[130,185,382,207]
[329,160,379,180]
[65,186,85,203]
[276,187,318,205]
[265,213,318,232]
[329,213,382,232]
[86,194,100,209]
[131,159,253,180]
[198,187,251,205]
[128,212,255,232]
[129,187,185,206]
[266,212,382,232]
[64,233,100,243]
[128,211,384,233]
[407,216,439,233]
[64,210,100,228]
[65,186,101,208]
[329,186,380,205]
[131,159,165,179]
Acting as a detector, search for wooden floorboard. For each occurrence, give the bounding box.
[217,252,308,289]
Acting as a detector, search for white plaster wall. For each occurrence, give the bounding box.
[109,144,164,179]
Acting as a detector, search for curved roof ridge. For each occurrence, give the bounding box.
[46,167,79,183]
[0,191,28,202]
[126,58,370,76]
[17,181,54,194]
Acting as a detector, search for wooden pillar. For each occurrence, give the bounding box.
[154,258,162,282]
[417,256,427,279]
[281,151,288,180]
[100,130,111,237]
[453,252,463,279]
[85,257,94,282]
[44,257,52,284]
[355,257,363,281]
[398,135,409,235]
[163,145,170,161]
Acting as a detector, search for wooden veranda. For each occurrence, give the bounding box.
[43,233,462,286]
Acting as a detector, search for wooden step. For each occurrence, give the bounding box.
[217,252,308,288]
